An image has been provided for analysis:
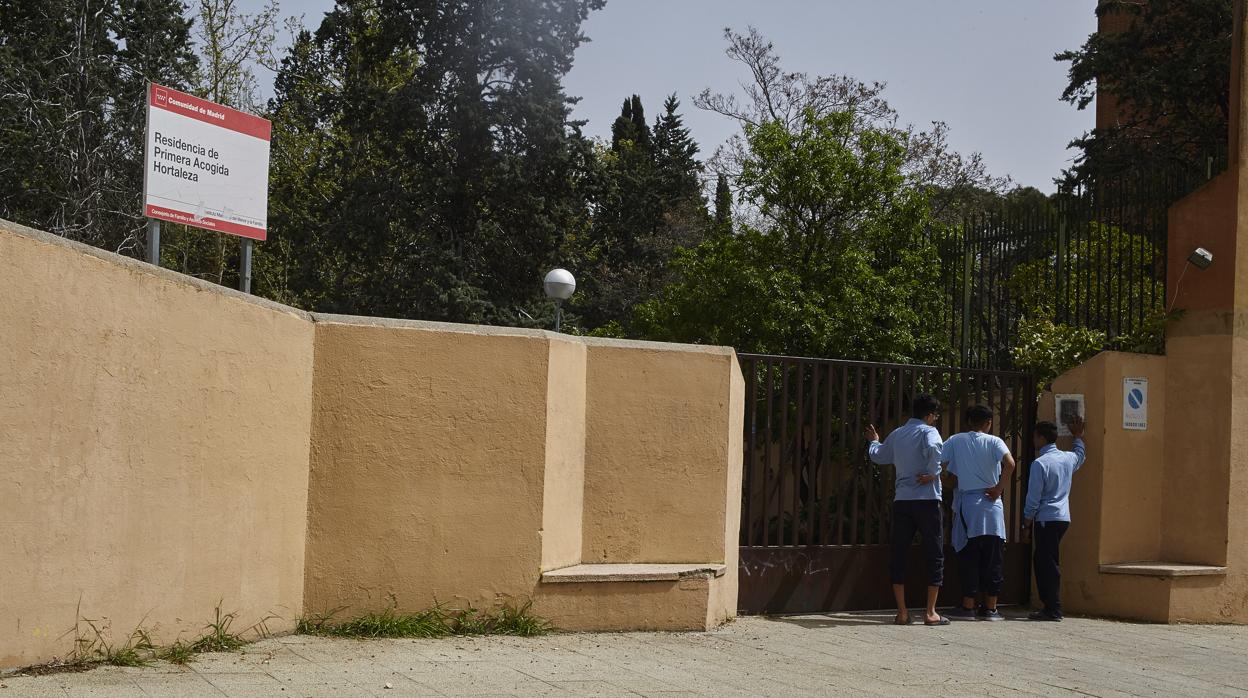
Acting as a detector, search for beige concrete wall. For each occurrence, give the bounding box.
[541,340,587,572]
[0,220,315,668]
[303,318,554,614]
[580,340,741,566]
[305,326,744,626]
[538,576,726,632]
[1160,336,1232,565]
[1040,352,1168,617]
[1,218,744,667]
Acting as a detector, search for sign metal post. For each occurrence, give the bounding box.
[239,238,252,294]
[147,219,161,266]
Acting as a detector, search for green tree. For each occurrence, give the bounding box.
[0,0,197,255]
[696,27,1010,228]
[1056,0,1231,184]
[573,94,711,334]
[255,0,604,325]
[1007,222,1170,387]
[635,110,952,364]
[611,94,650,151]
[713,172,732,235]
[653,95,701,203]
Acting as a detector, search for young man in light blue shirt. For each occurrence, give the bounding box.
[941,405,1015,621]
[1022,416,1087,621]
[865,394,948,626]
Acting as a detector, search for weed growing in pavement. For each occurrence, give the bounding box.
[157,640,196,665]
[300,600,552,639]
[188,604,247,653]
[67,610,155,668]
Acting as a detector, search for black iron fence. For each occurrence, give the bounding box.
[944,166,1216,370]
[737,353,1035,613]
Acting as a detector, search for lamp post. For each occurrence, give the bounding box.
[543,268,576,332]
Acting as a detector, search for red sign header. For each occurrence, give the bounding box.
[148,84,271,141]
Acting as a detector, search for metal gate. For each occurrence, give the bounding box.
[737,354,1036,614]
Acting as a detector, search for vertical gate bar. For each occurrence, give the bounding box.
[1008,377,1018,534]
[837,365,849,545]
[819,363,834,545]
[778,360,791,546]
[762,359,773,547]
[851,365,863,545]
[1085,189,1094,330]
[794,361,807,546]
[892,367,906,544]
[961,221,973,367]
[1022,373,1037,602]
[1116,176,1125,339]
[865,366,878,545]
[806,361,821,547]
[743,357,756,546]
[1057,208,1067,325]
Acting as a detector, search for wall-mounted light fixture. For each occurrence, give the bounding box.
[1187,247,1214,270]
[1168,247,1215,312]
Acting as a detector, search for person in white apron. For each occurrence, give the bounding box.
[941,405,1016,621]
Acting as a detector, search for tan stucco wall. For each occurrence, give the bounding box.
[1043,350,1248,623]
[304,326,744,627]
[580,340,741,566]
[1041,352,1168,619]
[303,318,554,614]
[1,218,744,668]
[0,220,314,668]
[541,339,588,572]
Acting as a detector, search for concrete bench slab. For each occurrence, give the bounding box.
[1099,562,1228,577]
[541,563,728,583]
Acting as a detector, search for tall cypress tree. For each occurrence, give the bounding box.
[611,94,650,151]
[653,95,701,203]
[713,173,733,235]
[575,94,712,334]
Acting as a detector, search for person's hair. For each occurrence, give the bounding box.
[911,394,940,419]
[1035,421,1059,445]
[965,404,993,429]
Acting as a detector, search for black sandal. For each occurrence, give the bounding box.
[894,613,913,625]
[924,615,951,626]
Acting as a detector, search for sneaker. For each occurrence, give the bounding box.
[1028,610,1062,622]
[947,606,977,620]
[980,608,1004,621]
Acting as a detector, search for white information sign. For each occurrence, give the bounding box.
[1123,377,1148,431]
[142,83,271,240]
[1054,394,1085,437]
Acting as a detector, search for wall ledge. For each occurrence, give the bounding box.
[541,563,727,584]
[1099,562,1228,578]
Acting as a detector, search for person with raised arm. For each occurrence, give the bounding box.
[1022,416,1087,622]
[865,394,949,626]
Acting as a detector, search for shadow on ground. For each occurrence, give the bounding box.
[761,607,1035,628]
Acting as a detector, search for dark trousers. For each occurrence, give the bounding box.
[890,499,944,587]
[958,535,1004,599]
[1033,520,1070,615]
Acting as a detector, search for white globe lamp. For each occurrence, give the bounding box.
[543,268,576,332]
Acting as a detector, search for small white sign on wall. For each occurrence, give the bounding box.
[1123,377,1148,431]
[1054,394,1085,437]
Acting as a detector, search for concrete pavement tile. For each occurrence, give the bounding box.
[0,686,70,698]
[132,675,226,697]
[201,672,286,688]
[546,681,642,696]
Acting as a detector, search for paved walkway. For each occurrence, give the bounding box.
[4,611,1248,697]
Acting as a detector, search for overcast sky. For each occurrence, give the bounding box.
[246,0,1097,192]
